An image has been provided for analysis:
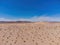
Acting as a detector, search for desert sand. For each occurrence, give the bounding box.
[0,22,60,45]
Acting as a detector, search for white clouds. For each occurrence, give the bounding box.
[18,16,60,22]
[0,18,17,21]
[0,18,11,21]
[0,15,60,22]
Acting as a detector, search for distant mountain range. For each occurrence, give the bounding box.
[0,21,32,23]
[0,21,60,23]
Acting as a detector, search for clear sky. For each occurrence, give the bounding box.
[0,0,60,21]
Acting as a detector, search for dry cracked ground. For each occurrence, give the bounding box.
[0,22,60,45]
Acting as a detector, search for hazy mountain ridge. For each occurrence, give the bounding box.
[0,21,32,23]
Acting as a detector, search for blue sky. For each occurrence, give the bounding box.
[0,0,60,21]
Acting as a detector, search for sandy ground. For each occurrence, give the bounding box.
[0,22,60,45]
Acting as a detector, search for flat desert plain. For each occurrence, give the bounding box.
[0,22,60,45]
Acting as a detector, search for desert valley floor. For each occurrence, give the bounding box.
[0,22,60,45]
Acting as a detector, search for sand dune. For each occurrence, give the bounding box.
[0,22,60,45]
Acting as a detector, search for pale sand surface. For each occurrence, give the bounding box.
[0,22,60,45]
